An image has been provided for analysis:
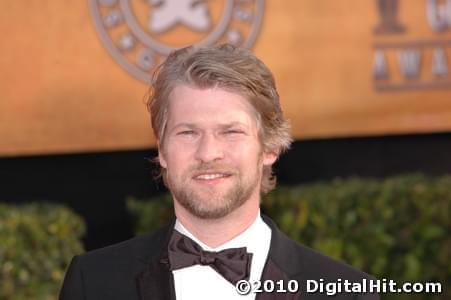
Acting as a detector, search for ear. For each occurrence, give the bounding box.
[262,149,278,166]
[157,140,167,168]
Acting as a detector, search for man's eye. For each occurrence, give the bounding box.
[177,130,196,135]
[224,130,243,135]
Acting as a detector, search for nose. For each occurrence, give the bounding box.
[194,133,224,163]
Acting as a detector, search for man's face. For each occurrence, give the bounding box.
[159,84,276,219]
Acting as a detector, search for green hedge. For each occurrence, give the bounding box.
[0,203,85,300]
[127,174,450,300]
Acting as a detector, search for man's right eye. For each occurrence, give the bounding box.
[177,130,196,135]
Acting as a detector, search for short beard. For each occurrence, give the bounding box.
[168,164,261,219]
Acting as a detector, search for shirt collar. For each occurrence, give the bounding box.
[174,210,268,252]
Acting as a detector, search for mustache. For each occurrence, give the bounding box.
[187,162,237,175]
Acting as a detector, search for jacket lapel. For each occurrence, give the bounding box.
[135,221,177,300]
[136,259,176,300]
[256,259,300,300]
[256,216,301,300]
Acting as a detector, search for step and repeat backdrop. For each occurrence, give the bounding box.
[1,0,451,156]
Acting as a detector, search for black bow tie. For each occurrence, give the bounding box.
[167,230,253,285]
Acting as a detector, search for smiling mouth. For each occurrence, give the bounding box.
[193,173,231,181]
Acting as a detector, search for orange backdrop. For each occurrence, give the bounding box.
[1,0,451,156]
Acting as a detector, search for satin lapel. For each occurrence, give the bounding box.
[136,258,176,300]
[256,258,300,300]
[135,220,177,300]
[257,215,302,300]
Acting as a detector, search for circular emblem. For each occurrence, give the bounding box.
[89,0,265,82]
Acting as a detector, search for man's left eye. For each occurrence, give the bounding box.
[224,130,243,135]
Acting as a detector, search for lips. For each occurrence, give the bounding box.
[193,173,231,180]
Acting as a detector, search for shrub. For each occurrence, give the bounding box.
[127,174,450,300]
[127,193,173,236]
[0,203,85,300]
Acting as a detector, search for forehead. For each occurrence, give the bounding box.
[166,84,257,127]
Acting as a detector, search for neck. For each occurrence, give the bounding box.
[174,197,260,248]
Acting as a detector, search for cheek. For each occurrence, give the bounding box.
[164,146,194,170]
[225,142,262,164]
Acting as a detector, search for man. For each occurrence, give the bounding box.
[60,44,379,299]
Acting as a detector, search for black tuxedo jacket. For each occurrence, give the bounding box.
[60,216,379,300]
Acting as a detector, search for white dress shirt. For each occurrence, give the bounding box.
[172,212,272,300]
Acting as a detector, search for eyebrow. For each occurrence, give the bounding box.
[171,122,248,131]
[218,122,248,129]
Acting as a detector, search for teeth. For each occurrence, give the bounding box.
[195,173,227,180]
